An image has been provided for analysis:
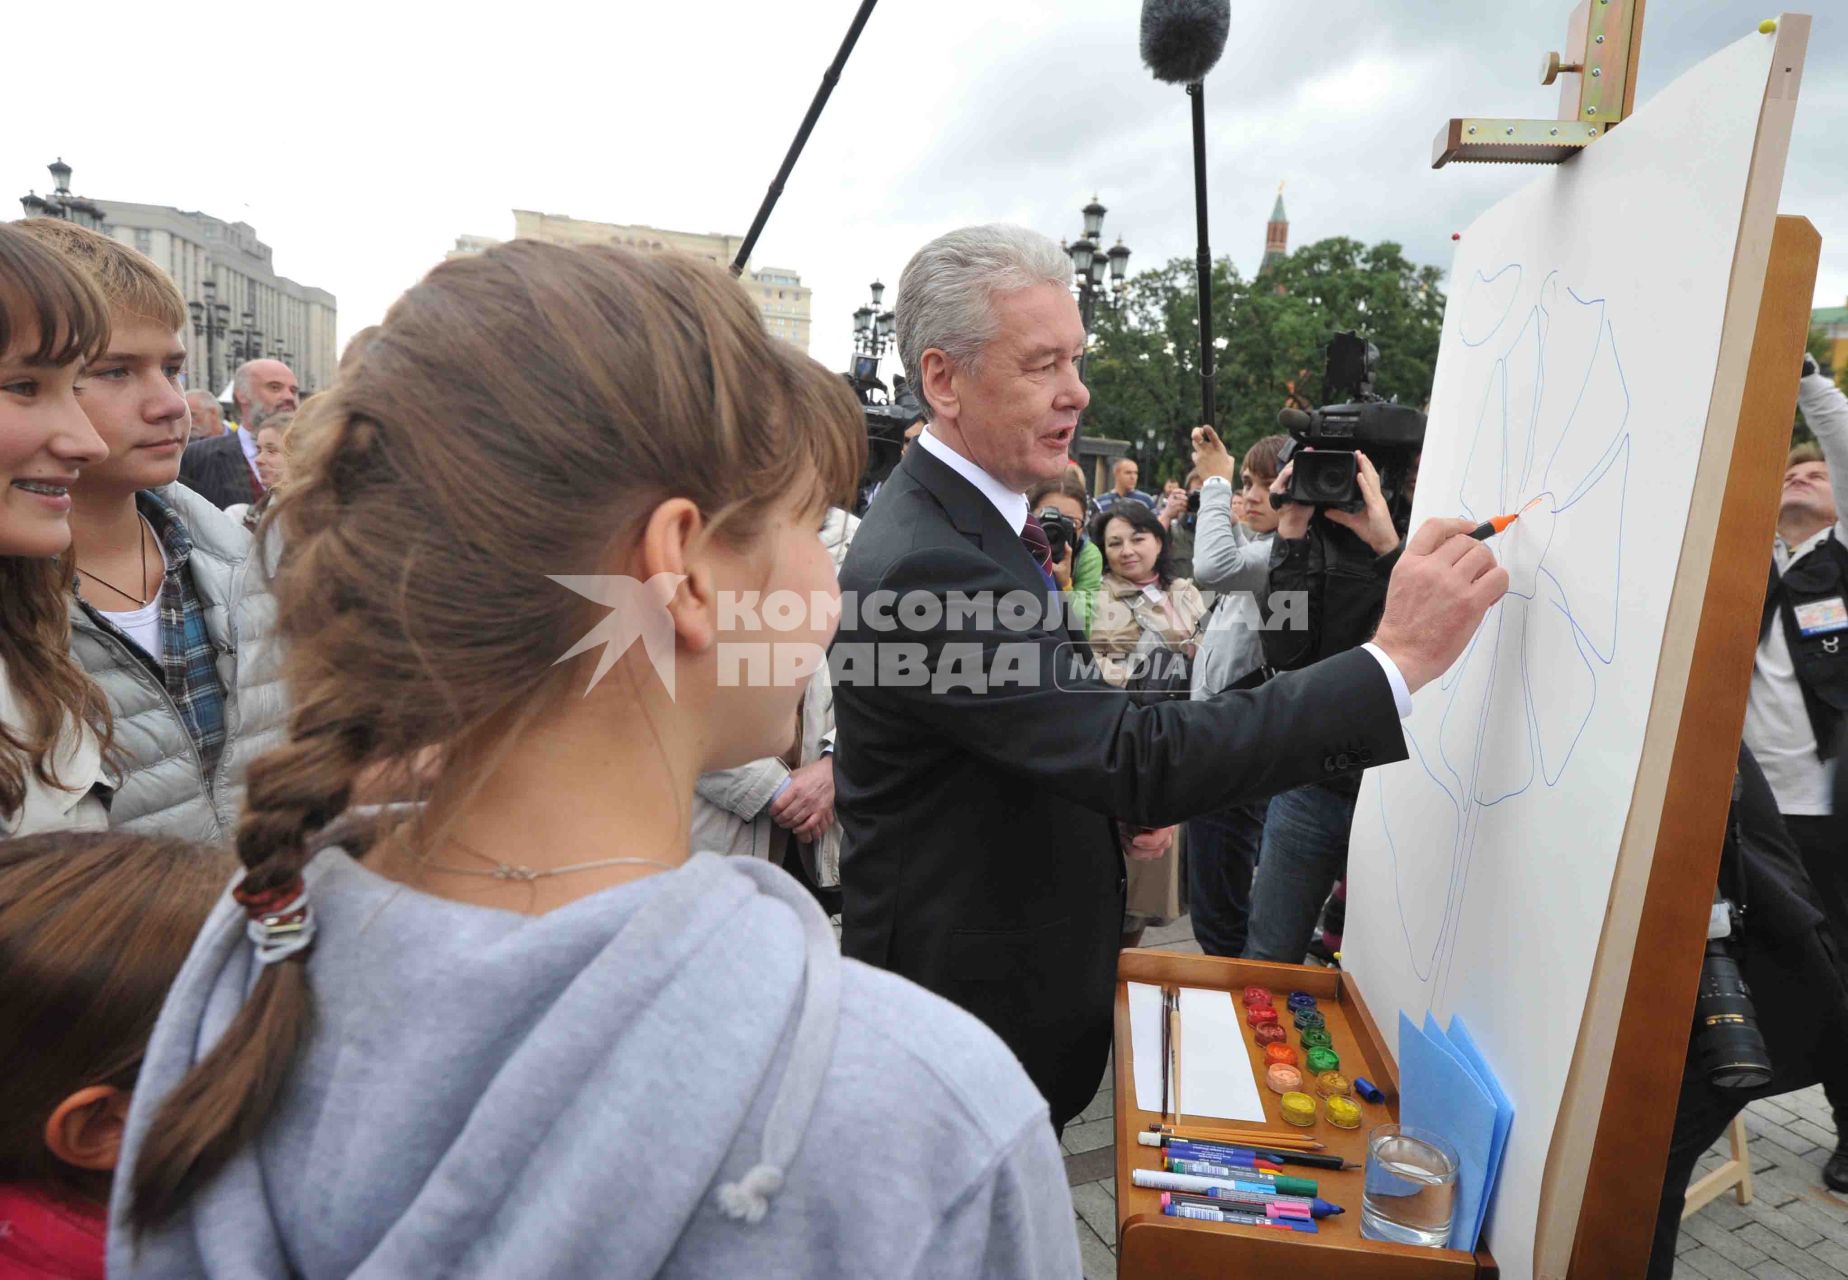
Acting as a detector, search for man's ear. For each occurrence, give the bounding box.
[919,348,959,425]
[633,497,717,654]
[44,1085,130,1172]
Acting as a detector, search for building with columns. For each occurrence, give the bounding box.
[1261,183,1289,272]
[16,159,337,398]
[448,211,812,352]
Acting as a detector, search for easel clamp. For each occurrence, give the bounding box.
[1433,0,1646,168]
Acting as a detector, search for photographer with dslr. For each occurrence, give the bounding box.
[1646,745,1848,1278]
[1245,334,1422,963]
[1027,473,1102,627]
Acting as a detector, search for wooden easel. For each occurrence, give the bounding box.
[1113,211,1821,1280]
[1114,10,1820,1276]
[1551,209,1820,1275]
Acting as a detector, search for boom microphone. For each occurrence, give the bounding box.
[1139,0,1232,84]
[1139,0,1233,430]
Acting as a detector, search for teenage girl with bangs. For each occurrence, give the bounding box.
[0,223,113,838]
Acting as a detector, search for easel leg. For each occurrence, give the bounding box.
[1729,1113,1754,1206]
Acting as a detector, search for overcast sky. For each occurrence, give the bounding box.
[6,1,1842,378]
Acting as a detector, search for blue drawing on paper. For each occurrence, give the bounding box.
[1379,267,1631,1012]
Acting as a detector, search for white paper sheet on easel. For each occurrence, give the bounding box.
[1128,982,1266,1121]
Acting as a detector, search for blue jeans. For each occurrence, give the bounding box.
[1185,800,1267,958]
[1244,782,1357,963]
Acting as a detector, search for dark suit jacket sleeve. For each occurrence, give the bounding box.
[179,436,250,511]
[838,538,1406,830]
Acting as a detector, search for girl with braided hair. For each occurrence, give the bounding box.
[111,241,1078,1277]
[0,223,113,837]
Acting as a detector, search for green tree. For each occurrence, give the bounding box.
[1083,238,1447,483]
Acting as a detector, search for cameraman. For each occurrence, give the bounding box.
[1244,449,1409,962]
[1646,745,1848,1278]
[1027,473,1103,629]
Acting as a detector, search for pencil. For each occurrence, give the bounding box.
[1148,1122,1326,1151]
[1159,988,1173,1124]
[1168,995,1183,1121]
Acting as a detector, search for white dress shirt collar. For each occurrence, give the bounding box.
[916,427,1030,534]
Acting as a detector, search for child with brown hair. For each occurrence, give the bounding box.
[0,831,232,1278]
[113,240,1078,1277]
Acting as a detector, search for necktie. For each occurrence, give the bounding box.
[1019,515,1056,586]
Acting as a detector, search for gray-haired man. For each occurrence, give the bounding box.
[179,358,296,509]
[184,390,226,440]
[831,223,1507,1129]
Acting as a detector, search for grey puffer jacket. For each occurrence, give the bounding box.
[67,483,289,843]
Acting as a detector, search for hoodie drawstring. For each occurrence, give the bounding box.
[713,858,843,1224]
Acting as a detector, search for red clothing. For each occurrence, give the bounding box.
[0,1184,105,1280]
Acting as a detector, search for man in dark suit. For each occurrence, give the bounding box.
[180,358,296,509]
[831,224,1509,1129]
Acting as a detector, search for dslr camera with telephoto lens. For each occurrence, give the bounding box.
[1273,331,1426,514]
[1037,507,1079,566]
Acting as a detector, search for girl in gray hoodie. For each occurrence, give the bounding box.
[109,240,1079,1278]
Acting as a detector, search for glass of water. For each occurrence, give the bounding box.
[1360,1123,1460,1248]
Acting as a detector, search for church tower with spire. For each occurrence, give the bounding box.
[1261,182,1289,271]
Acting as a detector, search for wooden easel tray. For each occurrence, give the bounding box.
[1113,949,1499,1279]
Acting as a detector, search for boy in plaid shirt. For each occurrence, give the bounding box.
[19,220,286,841]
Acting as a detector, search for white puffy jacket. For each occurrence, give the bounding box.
[66,483,289,843]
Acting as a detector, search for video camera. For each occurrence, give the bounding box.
[1274,331,1426,514]
[854,375,925,511]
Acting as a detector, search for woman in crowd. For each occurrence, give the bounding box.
[1088,499,1207,694]
[0,832,231,1278]
[225,412,292,531]
[0,224,114,838]
[1027,472,1101,628]
[1086,499,1207,945]
[1181,430,1286,957]
[113,241,1078,1277]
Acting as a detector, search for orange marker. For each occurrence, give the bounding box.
[1468,496,1543,540]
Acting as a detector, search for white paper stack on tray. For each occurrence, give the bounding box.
[1127,982,1266,1122]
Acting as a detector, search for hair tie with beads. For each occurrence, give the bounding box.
[233,876,316,966]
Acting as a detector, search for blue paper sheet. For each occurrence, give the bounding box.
[1446,1014,1515,1244]
[1397,1012,1504,1253]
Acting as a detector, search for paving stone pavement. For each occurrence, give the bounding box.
[1061,915,1847,1280]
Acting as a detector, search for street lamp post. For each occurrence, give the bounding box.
[852,279,897,372]
[228,310,264,371]
[1065,196,1131,460]
[186,278,231,399]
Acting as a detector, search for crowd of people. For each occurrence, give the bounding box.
[0,211,1841,1278]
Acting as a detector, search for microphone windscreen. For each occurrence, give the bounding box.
[1140,0,1232,85]
[1278,408,1312,432]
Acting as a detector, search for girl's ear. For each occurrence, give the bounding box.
[633,497,717,654]
[44,1085,130,1172]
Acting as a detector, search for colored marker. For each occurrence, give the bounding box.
[1161,1184,1346,1220]
[1353,1077,1386,1104]
[1163,1144,1284,1173]
[1469,495,1545,540]
[1133,1169,1342,1216]
[1137,1131,1356,1171]
[1160,1196,1316,1233]
[1164,1160,1318,1196]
